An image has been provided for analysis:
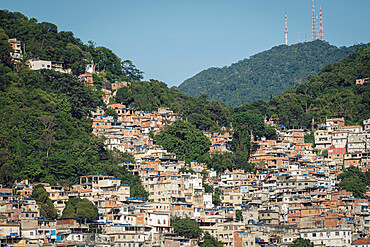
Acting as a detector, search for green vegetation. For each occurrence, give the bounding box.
[199,152,255,174]
[129,85,270,172]
[88,223,102,234]
[172,217,203,239]
[0,66,147,193]
[154,120,211,163]
[118,167,149,198]
[269,44,370,128]
[232,112,277,154]
[62,197,98,222]
[204,183,213,193]
[0,11,148,198]
[0,28,12,69]
[1,10,369,210]
[199,231,224,247]
[30,184,57,219]
[116,81,230,131]
[290,238,314,247]
[0,68,101,185]
[105,107,118,119]
[338,166,370,198]
[204,111,276,173]
[151,44,369,175]
[228,43,369,130]
[179,166,196,174]
[212,187,222,207]
[179,40,357,106]
[200,152,235,173]
[235,209,243,221]
[172,217,223,246]
[0,10,142,81]
[116,80,184,112]
[304,132,315,145]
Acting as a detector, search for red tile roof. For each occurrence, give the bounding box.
[352,239,370,245]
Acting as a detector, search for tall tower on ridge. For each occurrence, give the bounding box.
[305,34,307,42]
[319,7,324,40]
[316,15,319,41]
[311,0,316,41]
[298,31,300,43]
[285,9,288,45]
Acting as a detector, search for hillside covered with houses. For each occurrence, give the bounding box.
[0,9,370,247]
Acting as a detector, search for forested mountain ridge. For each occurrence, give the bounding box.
[267,44,370,128]
[0,10,143,81]
[233,43,370,129]
[178,40,358,106]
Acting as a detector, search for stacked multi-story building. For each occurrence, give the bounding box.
[8,38,23,63]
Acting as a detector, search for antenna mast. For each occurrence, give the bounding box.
[311,0,315,41]
[298,31,300,43]
[316,15,319,41]
[319,7,323,40]
[305,34,307,42]
[285,9,288,45]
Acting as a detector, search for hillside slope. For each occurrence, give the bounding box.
[0,10,143,81]
[0,12,148,197]
[233,43,370,129]
[178,40,358,106]
[269,44,370,128]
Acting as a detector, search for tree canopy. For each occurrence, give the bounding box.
[268,44,370,128]
[172,217,223,246]
[62,197,98,222]
[31,184,57,219]
[338,166,370,198]
[172,217,203,239]
[290,238,314,247]
[0,10,143,81]
[154,120,211,163]
[0,36,148,198]
[199,231,224,247]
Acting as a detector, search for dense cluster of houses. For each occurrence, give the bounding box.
[91,104,181,161]
[3,103,370,246]
[4,37,370,247]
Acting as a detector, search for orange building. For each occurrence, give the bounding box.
[79,73,93,84]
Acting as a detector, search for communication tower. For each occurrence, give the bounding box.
[285,9,288,45]
[311,0,316,40]
[319,7,324,40]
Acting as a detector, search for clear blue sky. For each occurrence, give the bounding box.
[2,0,370,87]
